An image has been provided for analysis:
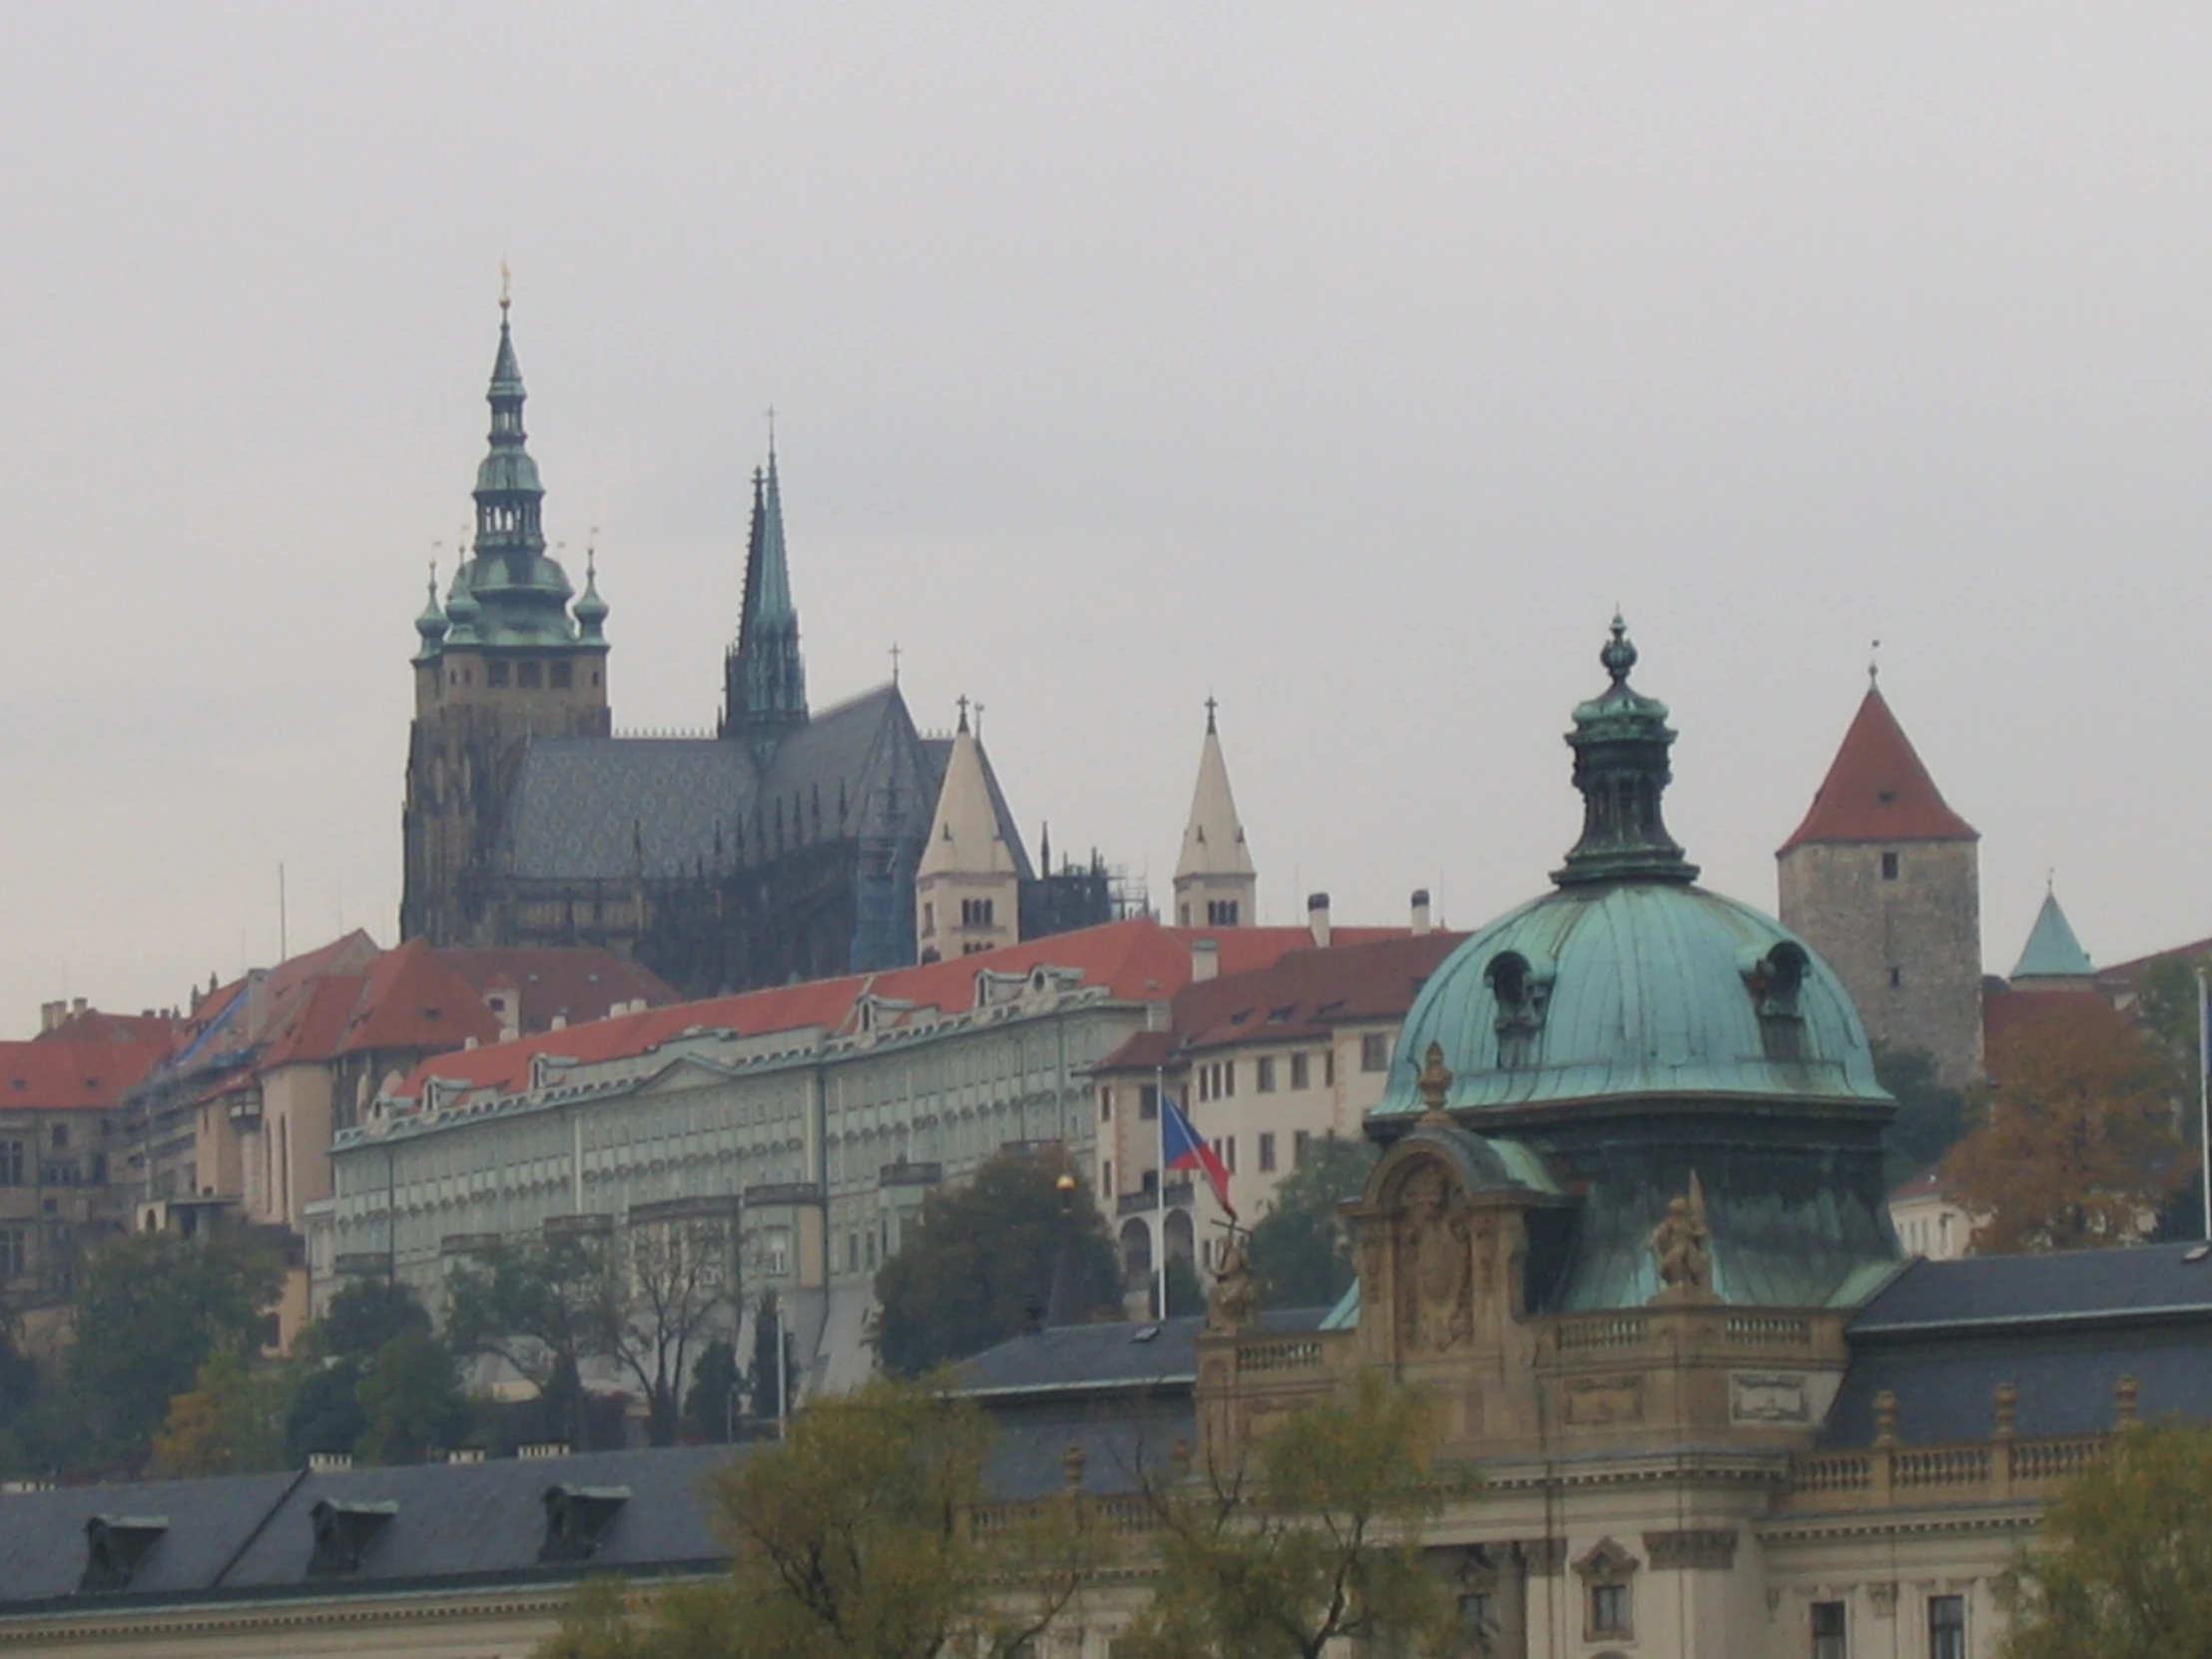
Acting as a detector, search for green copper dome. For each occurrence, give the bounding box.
[1375,881,1887,1117]
[1379,619,1885,1118]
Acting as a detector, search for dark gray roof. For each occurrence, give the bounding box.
[0,1446,738,1614]
[0,1472,303,1605]
[988,1407,1196,1502]
[508,739,757,880]
[1819,1243,2212,1448]
[1852,1243,2212,1336]
[1821,1324,2212,1448]
[502,684,1031,884]
[958,1309,1330,1399]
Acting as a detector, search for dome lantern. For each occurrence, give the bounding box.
[1551,615,1698,887]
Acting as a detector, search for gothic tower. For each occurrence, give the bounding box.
[1777,675,1981,1087]
[400,298,611,946]
[720,443,808,762]
[1172,700,1257,928]
[913,700,1020,960]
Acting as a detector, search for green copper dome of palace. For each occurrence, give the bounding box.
[1379,619,1887,1119]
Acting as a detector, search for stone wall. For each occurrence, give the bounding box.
[1778,839,1981,1089]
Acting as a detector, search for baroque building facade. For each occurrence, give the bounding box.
[398,302,1107,998]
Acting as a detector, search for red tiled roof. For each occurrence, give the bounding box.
[0,1036,172,1111]
[1095,931,1466,1070]
[433,947,678,1034]
[32,1008,178,1048]
[259,973,369,1069]
[1982,985,2115,1054]
[336,940,502,1057]
[2095,935,2212,992]
[1779,687,1976,852]
[391,918,1405,1104]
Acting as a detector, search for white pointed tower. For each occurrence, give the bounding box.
[1172,699,1257,928]
[915,699,1020,960]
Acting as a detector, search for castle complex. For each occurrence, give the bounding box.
[399,301,1111,998]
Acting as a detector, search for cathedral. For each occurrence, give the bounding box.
[399,301,1111,996]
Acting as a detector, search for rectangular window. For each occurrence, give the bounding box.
[0,1141,21,1185]
[50,1125,67,1149]
[1812,1599,1847,1659]
[1928,1595,1965,1659]
[1591,1583,1630,1636]
[1099,1087,1112,1122]
[1258,1132,1277,1173]
[1140,1086,1159,1121]
[1361,1032,1389,1072]
[1256,1056,1277,1093]
[1207,899,1240,926]
[1290,1053,1310,1090]
[486,660,510,687]
[762,1227,791,1277]
[1294,1130,1312,1164]
[1224,1062,1236,1098]
[517,660,543,689]
[1882,850,1901,880]
[0,1228,23,1277]
[1325,1050,1337,1088]
[1225,1136,1237,1174]
[1101,1160,1113,1197]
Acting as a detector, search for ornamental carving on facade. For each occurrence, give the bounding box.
[1397,1164,1473,1353]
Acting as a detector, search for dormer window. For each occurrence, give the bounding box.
[1744,943,1810,1063]
[1485,952,1551,1068]
[308,1499,397,1577]
[540,1484,630,1563]
[79,1515,168,1593]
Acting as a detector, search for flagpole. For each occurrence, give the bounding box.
[2197,966,2210,1242]
[1155,1066,1169,1319]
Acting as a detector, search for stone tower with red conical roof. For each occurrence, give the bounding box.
[1777,676,1981,1087]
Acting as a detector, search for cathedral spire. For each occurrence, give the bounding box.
[722,440,809,755]
[1173,701,1257,928]
[446,297,585,649]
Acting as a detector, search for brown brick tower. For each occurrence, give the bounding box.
[1777,676,1981,1087]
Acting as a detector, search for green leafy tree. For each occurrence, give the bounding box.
[68,1229,283,1471]
[152,1344,290,1475]
[872,1150,1120,1378]
[537,1379,1107,1659]
[2004,1422,2212,1658]
[446,1234,609,1449]
[681,1339,741,1443]
[283,1278,436,1461]
[1873,1042,1969,1187]
[356,1327,470,1465]
[1117,1372,1469,1659]
[1246,1135,1378,1310]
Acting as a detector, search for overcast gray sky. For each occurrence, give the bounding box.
[5,4,2208,1032]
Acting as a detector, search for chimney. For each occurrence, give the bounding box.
[1191,939,1219,982]
[1307,892,1332,950]
[1410,888,1432,936]
[72,997,87,1016]
[38,1001,57,1034]
[550,1013,568,1031]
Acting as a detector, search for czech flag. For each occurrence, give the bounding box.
[1163,1093,1235,1219]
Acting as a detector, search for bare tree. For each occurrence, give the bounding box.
[592,1197,740,1446]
